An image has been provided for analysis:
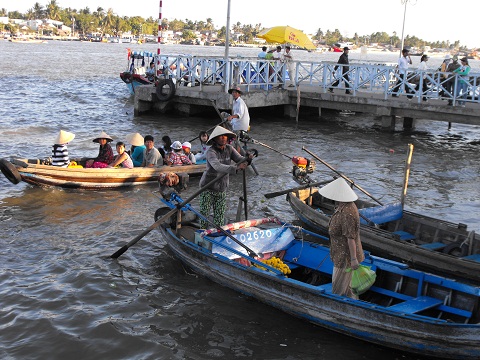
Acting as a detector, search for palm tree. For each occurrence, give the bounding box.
[26,8,35,20]
[101,8,114,36]
[46,0,60,20]
[33,2,44,19]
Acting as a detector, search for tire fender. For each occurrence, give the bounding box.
[442,242,468,257]
[156,78,176,101]
[0,158,22,185]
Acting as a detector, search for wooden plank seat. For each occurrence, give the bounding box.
[462,254,480,262]
[419,242,446,251]
[358,202,403,225]
[393,230,416,241]
[388,296,443,314]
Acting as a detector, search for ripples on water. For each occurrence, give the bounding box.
[0,41,479,359]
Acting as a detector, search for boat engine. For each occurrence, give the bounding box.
[158,172,189,198]
[291,156,315,184]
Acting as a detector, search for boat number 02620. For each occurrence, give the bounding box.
[227,230,273,244]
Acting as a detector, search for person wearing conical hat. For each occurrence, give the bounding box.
[126,132,145,167]
[51,130,75,167]
[198,125,253,229]
[318,178,365,299]
[86,131,115,168]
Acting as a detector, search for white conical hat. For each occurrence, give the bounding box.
[318,178,358,202]
[126,132,144,146]
[207,125,236,145]
[55,130,75,145]
[93,131,113,143]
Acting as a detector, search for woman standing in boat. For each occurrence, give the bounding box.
[86,131,115,168]
[52,130,75,167]
[318,178,365,299]
[198,126,250,229]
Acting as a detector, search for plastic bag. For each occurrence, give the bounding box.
[348,265,376,295]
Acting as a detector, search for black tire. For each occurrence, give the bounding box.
[0,158,22,185]
[442,242,468,257]
[154,207,176,227]
[156,78,176,101]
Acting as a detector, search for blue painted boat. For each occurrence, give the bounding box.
[120,50,155,95]
[287,188,480,284]
[157,193,480,359]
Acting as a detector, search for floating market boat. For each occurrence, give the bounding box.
[120,50,156,95]
[155,192,480,359]
[0,157,205,189]
[287,187,480,283]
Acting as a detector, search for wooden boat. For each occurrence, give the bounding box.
[120,50,155,95]
[0,157,205,189]
[287,187,480,283]
[156,193,480,359]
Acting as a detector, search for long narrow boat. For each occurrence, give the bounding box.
[0,157,205,189]
[287,187,480,284]
[156,193,480,359]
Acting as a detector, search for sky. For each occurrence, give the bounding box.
[5,0,478,48]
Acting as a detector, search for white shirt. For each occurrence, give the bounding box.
[398,56,411,74]
[231,96,250,131]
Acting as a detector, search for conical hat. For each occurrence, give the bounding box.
[126,132,144,146]
[318,178,358,202]
[93,131,113,143]
[55,130,75,145]
[207,125,236,145]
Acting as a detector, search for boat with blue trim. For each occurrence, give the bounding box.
[156,192,480,359]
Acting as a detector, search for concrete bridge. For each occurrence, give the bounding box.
[132,55,480,131]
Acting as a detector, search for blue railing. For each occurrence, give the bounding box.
[154,55,480,106]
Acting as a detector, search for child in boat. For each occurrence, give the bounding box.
[181,141,196,164]
[165,141,192,166]
[194,131,209,162]
[85,131,115,168]
[158,135,172,160]
[108,142,134,169]
[52,130,75,167]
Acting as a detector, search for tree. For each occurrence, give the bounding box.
[33,3,44,19]
[46,0,60,20]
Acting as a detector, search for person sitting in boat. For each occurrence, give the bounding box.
[86,131,115,168]
[51,130,75,167]
[181,141,196,164]
[145,61,156,82]
[165,141,192,166]
[108,142,133,169]
[158,135,172,160]
[126,132,145,167]
[318,178,365,299]
[194,131,209,162]
[141,135,162,167]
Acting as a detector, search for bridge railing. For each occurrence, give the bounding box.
[155,55,480,106]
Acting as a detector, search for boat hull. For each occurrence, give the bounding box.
[5,158,205,189]
[287,190,480,284]
[160,224,480,359]
[120,72,153,95]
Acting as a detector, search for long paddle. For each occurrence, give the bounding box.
[302,146,384,206]
[110,173,227,259]
[400,143,414,205]
[264,179,331,199]
[168,194,261,258]
[188,119,227,143]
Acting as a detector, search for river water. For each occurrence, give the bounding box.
[0,40,479,360]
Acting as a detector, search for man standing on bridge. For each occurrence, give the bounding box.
[329,47,351,95]
[391,48,413,99]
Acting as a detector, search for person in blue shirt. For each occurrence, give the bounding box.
[126,132,146,167]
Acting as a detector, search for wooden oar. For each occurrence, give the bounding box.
[110,173,227,259]
[188,119,227,143]
[400,143,414,205]
[302,146,384,206]
[264,180,331,199]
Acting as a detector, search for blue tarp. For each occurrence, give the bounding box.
[359,202,403,225]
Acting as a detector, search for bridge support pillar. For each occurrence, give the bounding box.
[403,117,416,129]
[284,104,297,118]
[381,115,396,131]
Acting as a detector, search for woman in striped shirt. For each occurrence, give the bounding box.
[52,130,75,167]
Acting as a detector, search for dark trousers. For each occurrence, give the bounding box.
[331,73,350,92]
[392,73,413,98]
